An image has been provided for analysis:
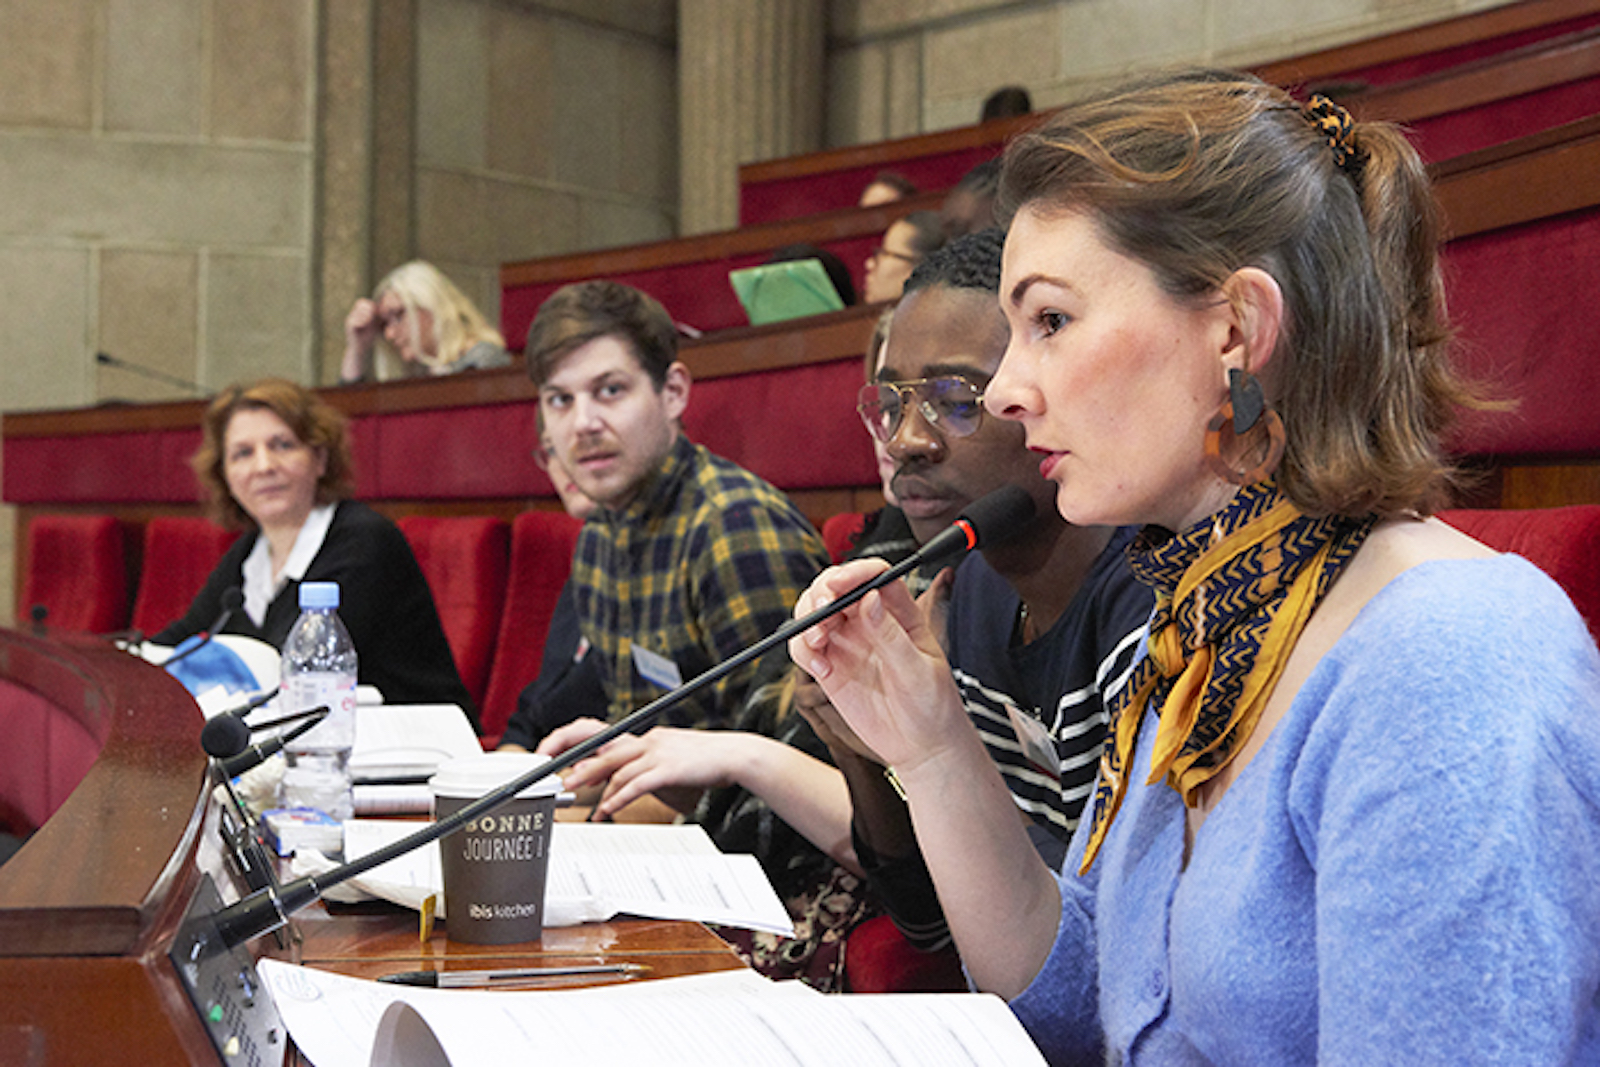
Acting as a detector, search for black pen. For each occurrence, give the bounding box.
[377,963,647,987]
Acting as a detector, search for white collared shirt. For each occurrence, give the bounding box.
[240,503,338,627]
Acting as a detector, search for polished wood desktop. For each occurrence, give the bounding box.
[0,630,743,1065]
[274,903,746,1065]
[283,903,743,984]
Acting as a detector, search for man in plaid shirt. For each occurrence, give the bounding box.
[524,280,830,755]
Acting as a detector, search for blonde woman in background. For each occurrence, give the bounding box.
[341,260,510,383]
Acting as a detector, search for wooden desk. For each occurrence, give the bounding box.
[0,631,744,1065]
[274,902,746,1064]
[280,901,744,984]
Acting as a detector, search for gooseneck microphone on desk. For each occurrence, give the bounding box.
[210,707,330,779]
[95,350,209,396]
[194,688,280,759]
[202,485,1037,952]
[163,586,243,669]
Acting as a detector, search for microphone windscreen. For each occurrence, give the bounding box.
[201,714,252,759]
[221,586,244,611]
[958,485,1037,550]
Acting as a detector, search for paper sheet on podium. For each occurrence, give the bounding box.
[324,820,794,936]
[257,960,1048,1067]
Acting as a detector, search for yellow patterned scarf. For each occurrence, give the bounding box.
[1080,480,1375,874]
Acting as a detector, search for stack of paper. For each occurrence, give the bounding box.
[257,962,1049,1067]
[316,821,794,936]
[344,705,483,814]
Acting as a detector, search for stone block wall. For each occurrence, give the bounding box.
[825,0,1513,145]
[413,0,679,321]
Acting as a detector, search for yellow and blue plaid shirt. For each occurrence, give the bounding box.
[570,435,830,731]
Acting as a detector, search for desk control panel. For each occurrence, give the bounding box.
[168,875,287,1066]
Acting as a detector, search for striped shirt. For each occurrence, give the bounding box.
[947,530,1151,869]
[570,434,830,731]
[860,530,1153,953]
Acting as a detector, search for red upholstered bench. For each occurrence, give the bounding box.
[398,516,512,713]
[1438,504,1600,644]
[477,511,584,746]
[500,234,886,341]
[130,517,240,637]
[0,676,101,839]
[20,514,130,634]
[822,511,869,563]
[844,915,967,993]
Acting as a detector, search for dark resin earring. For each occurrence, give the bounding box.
[1204,368,1285,486]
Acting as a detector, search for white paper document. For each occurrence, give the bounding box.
[346,704,482,781]
[333,820,793,935]
[257,959,1047,1067]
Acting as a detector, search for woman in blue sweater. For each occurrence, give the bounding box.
[788,70,1600,1063]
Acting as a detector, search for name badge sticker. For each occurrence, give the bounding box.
[1006,703,1061,780]
[631,643,684,691]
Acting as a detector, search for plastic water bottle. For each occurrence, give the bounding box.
[278,581,359,824]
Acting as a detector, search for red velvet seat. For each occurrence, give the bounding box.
[477,511,584,745]
[823,507,969,993]
[822,511,868,564]
[0,677,100,838]
[397,516,512,713]
[130,517,240,636]
[19,514,130,633]
[844,915,967,993]
[1438,505,1600,644]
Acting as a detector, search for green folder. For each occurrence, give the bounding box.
[729,259,846,325]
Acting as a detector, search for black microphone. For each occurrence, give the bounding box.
[200,702,330,762]
[201,715,252,761]
[196,689,281,759]
[206,486,1035,949]
[95,351,208,395]
[164,587,244,668]
[222,688,278,719]
[215,708,329,779]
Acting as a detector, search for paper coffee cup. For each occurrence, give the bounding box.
[430,753,561,944]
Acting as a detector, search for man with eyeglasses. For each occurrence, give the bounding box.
[814,227,1153,955]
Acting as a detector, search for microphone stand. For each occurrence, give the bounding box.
[163,589,243,669]
[95,351,208,395]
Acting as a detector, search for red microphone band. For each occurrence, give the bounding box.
[955,518,979,551]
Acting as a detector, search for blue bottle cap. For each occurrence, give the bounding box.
[298,581,340,610]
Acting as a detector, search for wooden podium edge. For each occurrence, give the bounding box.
[0,630,225,1064]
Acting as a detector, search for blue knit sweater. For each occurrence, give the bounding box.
[1010,556,1600,1065]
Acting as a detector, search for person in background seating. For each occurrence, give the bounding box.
[522,279,844,984]
[858,170,918,208]
[153,378,477,727]
[941,159,1001,240]
[496,438,604,754]
[981,85,1032,121]
[341,260,510,383]
[790,70,1600,1062]
[863,210,944,304]
[525,279,828,748]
